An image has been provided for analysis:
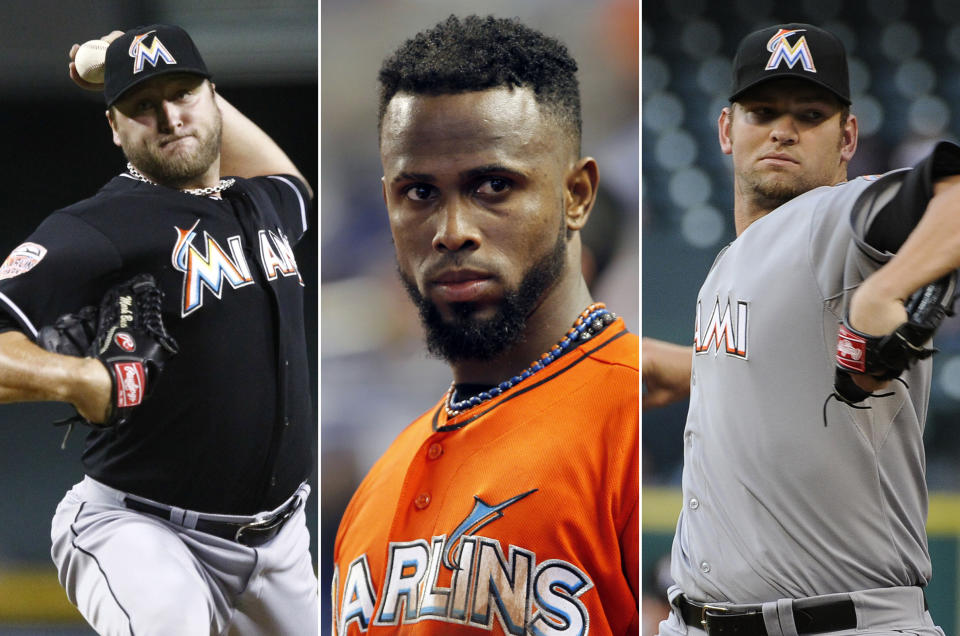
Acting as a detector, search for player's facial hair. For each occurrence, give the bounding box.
[123,98,223,188]
[400,223,568,362]
[743,168,816,210]
[737,114,847,209]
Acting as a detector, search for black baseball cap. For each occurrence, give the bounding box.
[104,24,211,107]
[729,23,850,105]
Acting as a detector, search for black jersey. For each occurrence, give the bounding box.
[0,173,313,514]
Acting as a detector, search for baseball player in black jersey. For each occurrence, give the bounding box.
[0,25,316,634]
[644,23,958,635]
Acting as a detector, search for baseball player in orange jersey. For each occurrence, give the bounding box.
[331,15,639,634]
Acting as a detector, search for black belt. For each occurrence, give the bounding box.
[124,495,302,547]
[675,594,857,635]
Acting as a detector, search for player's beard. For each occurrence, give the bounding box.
[740,132,847,209]
[123,109,223,189]
[740,169,822,210]
[400,225,568,363]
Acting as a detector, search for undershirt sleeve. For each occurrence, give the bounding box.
[864,141,960,253]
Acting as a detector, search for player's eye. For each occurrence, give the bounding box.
[474,177,512,197]
[136,100,154,112]
[801,109,826,122]
[403,184,437,202]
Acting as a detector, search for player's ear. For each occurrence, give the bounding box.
[840,112,858,163]
[719,107,734,155]
[105,108,122,148]
[564,157,599,232]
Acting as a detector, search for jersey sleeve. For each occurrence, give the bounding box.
[0,313,22,335]
[250,174,312,245]
[806,178,883,305]
[807,149,960,313]
[863,141,960,253]
[0,212,121,338]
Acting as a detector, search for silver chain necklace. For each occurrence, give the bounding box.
[126,162,235,197]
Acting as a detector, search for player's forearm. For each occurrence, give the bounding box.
[216,94,314,199]
[641,337,693,409]
[0,331,107,411]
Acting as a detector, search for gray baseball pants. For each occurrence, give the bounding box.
[50,476,318,635]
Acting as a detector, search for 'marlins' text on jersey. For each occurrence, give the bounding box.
[334,492,593,634]
[694,297,748,359]
[334,539,592,634]
[172,219,303,317]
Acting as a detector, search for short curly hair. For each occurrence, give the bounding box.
[378,15,582,152]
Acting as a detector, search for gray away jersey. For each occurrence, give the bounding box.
[672,170,934,602]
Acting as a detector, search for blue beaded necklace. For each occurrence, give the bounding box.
[444,303,615,417]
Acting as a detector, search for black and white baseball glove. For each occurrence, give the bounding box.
[37,274,179,434]
[834,271,958,404]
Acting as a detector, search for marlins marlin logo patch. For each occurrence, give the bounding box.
[765,28,816,73]
[129,30,177,74]
[443,490,536,569]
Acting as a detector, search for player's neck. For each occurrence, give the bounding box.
[733,200,772,236]
[733,167,849,236]
[176,157,223,191]
[449,275,595,386]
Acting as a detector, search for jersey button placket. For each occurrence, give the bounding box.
[426,442,443,460]
[414,492,431,510]
[689,497,708,576]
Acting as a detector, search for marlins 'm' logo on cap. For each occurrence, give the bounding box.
[765,28,816,73]
[104,24,210,106]
[729,23,850,104]
[129,30,177,74]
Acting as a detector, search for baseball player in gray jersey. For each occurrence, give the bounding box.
[645,23,960,635]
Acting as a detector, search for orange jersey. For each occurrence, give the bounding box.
[332,318,639,635]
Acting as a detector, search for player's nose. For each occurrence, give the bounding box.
[769,115,799,145]
[432,198,481,253]
[157,100,183,132]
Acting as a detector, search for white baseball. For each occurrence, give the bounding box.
[74,39,109,84]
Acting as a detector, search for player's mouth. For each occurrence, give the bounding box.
[759,152,799,167]
[429,269,497,303]
[159,135,194,148]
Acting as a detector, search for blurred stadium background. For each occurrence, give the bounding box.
[320,0,637,632]
[0,1,316,633]
[643,0,960,632]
